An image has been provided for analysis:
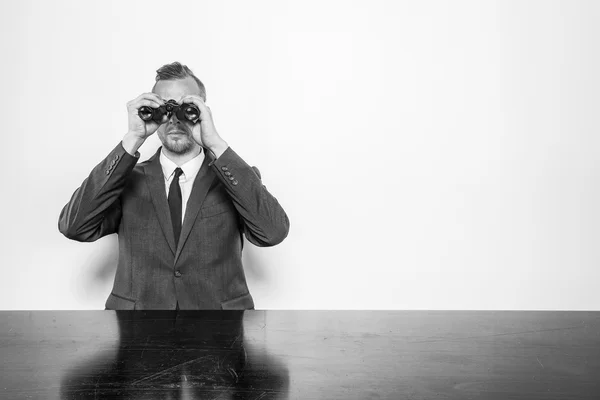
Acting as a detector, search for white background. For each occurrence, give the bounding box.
[1,0,599,310]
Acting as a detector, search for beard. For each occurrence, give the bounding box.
[160,129,195,155]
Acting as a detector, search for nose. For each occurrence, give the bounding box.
[168,112,182,124]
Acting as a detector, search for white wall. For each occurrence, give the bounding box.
[1,0,599,310]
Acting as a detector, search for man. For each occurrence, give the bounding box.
[59,62,290,310]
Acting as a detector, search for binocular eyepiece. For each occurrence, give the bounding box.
[138,99,200,124]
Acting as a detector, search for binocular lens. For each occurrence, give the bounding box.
[182,105,200,121]
[138,101,200,123]
[138,106,168,123]
[138,106,154,121]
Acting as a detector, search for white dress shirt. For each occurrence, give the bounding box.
[159,149,205,223]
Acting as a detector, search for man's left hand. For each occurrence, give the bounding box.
[181,95,229,159]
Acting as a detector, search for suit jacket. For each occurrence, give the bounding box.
[58,142,289,310]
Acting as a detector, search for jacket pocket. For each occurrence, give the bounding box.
[105,292,136,310]
[221,292,255,310]
[201,200,236,218]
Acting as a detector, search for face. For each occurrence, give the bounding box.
[152,76,203,155]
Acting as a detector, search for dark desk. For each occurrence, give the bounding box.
[1,311,599,399]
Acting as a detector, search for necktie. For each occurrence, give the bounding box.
[168,167,184,248]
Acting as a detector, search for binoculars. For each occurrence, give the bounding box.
[138,99,201,124]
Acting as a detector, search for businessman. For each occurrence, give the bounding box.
[59,62,290,310]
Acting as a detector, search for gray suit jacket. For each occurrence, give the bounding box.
[58,143,289,310]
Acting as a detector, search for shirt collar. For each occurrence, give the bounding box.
[159,147,205,182]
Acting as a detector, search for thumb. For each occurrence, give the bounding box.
[193,123,204,145]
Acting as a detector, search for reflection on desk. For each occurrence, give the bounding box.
[3,311,289,399]
[1,310,599,399]
[61,311,288,399]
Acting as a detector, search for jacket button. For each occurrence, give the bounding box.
[105,170,110,175]
[221,166,228,171]
[174,270,182,277]
[232,180,238,186]
[224,171,231,176]
[228,175,235,180]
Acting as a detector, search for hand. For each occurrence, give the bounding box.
[181,95,229,158]
[126,93,166,139]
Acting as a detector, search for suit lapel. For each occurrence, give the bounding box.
[174,150,216,264]
[143,147,177,256]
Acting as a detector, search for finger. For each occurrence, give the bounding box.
[181,96,209,117]
[128,99,163,110]
[130,93,164,105]
[127,96,163,109]
[181,95,206,106]
[141,92,164,101]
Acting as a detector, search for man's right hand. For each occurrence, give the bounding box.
[122,93,166,155]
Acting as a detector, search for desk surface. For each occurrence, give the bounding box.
[1,310,599,399]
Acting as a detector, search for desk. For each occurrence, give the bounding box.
[1,311,599,399]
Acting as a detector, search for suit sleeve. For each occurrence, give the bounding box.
[58,142,139,242]
[209,147,290,247]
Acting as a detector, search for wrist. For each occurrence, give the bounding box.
[122,132,145,155]
[207,138,229,159]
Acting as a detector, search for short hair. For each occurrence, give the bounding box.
[152,62,206,101]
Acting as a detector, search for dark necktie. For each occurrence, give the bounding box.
[168,167,184,248]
